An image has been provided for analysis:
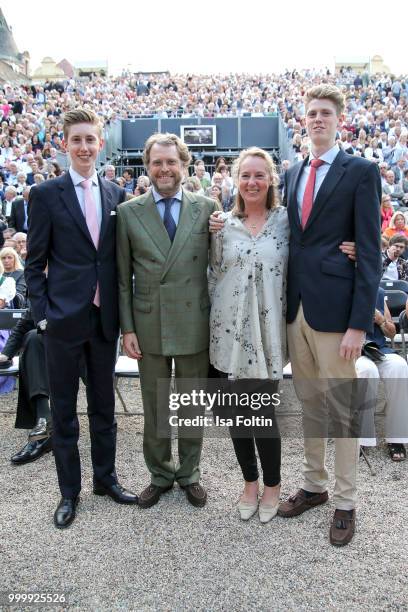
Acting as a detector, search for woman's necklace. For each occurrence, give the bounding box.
[245,210,270,230]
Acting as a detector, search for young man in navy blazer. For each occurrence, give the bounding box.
[25,109,138,529]
[278,85,382,546]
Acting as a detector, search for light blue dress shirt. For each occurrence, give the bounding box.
[152,187,182,226]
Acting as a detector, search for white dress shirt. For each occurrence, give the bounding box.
[69,167,102,228]
[296,144,340,220]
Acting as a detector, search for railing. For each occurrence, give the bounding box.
[98,115,295,173]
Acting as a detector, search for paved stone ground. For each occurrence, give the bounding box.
[0,379,407,611]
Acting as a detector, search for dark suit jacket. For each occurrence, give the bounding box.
[26,172,36,186]
[25,173,126,342]
[9,197,28,232]
[284,150,382,333]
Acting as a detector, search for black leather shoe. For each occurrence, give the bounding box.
[138,483,173,508]
[28,418,51,441]
[180,482,207,507]
[10,437,52,465]
[93,481,138,504]
[54,496,79,529]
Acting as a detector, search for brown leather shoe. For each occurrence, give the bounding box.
[278,489,329,517]
[138,483,173,509]
[180,483,207,507]
[330,509,356,546]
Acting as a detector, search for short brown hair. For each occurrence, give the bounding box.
[143,132,191,167]
[305,85,345,116]
[231,147,279,218]
[63,109,103,139]
[389,234,408,248]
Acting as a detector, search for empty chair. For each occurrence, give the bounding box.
[0,309,28,330]
[384,290,408,322]
[380,279,408,294]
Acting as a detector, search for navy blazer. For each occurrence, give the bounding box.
[284,150,382,333]
[25,173,126,342]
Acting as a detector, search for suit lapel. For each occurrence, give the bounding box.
[304,149,348,230]
[58,173,94,246]
[288,158,307,232]
[161,190,201,280]
[131,191,171,258]
[99,177,113,246]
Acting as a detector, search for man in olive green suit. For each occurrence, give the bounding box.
[117,133,218,509]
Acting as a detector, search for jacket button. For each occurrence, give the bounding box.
[186,301,192,307]
[193,255,198,261]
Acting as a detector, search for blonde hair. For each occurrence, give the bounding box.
[231,147,279,218]
[305,85,345,116]
[183,176,202,192]
[63,108,103,139]
[388,211,406,229]
[0,247,23,271]
[143,132,191,167]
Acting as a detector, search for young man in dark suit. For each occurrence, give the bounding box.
[278,85,382,546]
[25,109,138,529]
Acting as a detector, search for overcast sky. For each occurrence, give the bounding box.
[2,0,408,77]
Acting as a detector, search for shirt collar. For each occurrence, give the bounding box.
[152,186,182,203]
[69,166,99,187]
[309,143,340,166]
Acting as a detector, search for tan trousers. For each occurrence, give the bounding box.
[287,304,359,510]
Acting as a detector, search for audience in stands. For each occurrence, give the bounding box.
[382,170,405,205]
[357,287,407,461]
[0,258,17,394]
[0,247,26,306]
[381,235,408,281]
[0,69,408,468]
[13,232,27,265]
[383,211,408,239]
[380,194,394,231]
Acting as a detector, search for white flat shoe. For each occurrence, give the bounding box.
[258,501,279,523]
[237,499,258,521]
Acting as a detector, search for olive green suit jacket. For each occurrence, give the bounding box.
[117,189,218,356]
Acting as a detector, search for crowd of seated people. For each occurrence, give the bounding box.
[1,68,407,220]
[1,69,408,462]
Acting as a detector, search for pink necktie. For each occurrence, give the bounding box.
[80,179,100,306]
[301,158,325,229]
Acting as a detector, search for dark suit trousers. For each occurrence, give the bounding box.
[44,307,117,498]
[15,329,49,429]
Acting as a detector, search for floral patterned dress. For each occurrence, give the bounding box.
[208,206,289,379]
